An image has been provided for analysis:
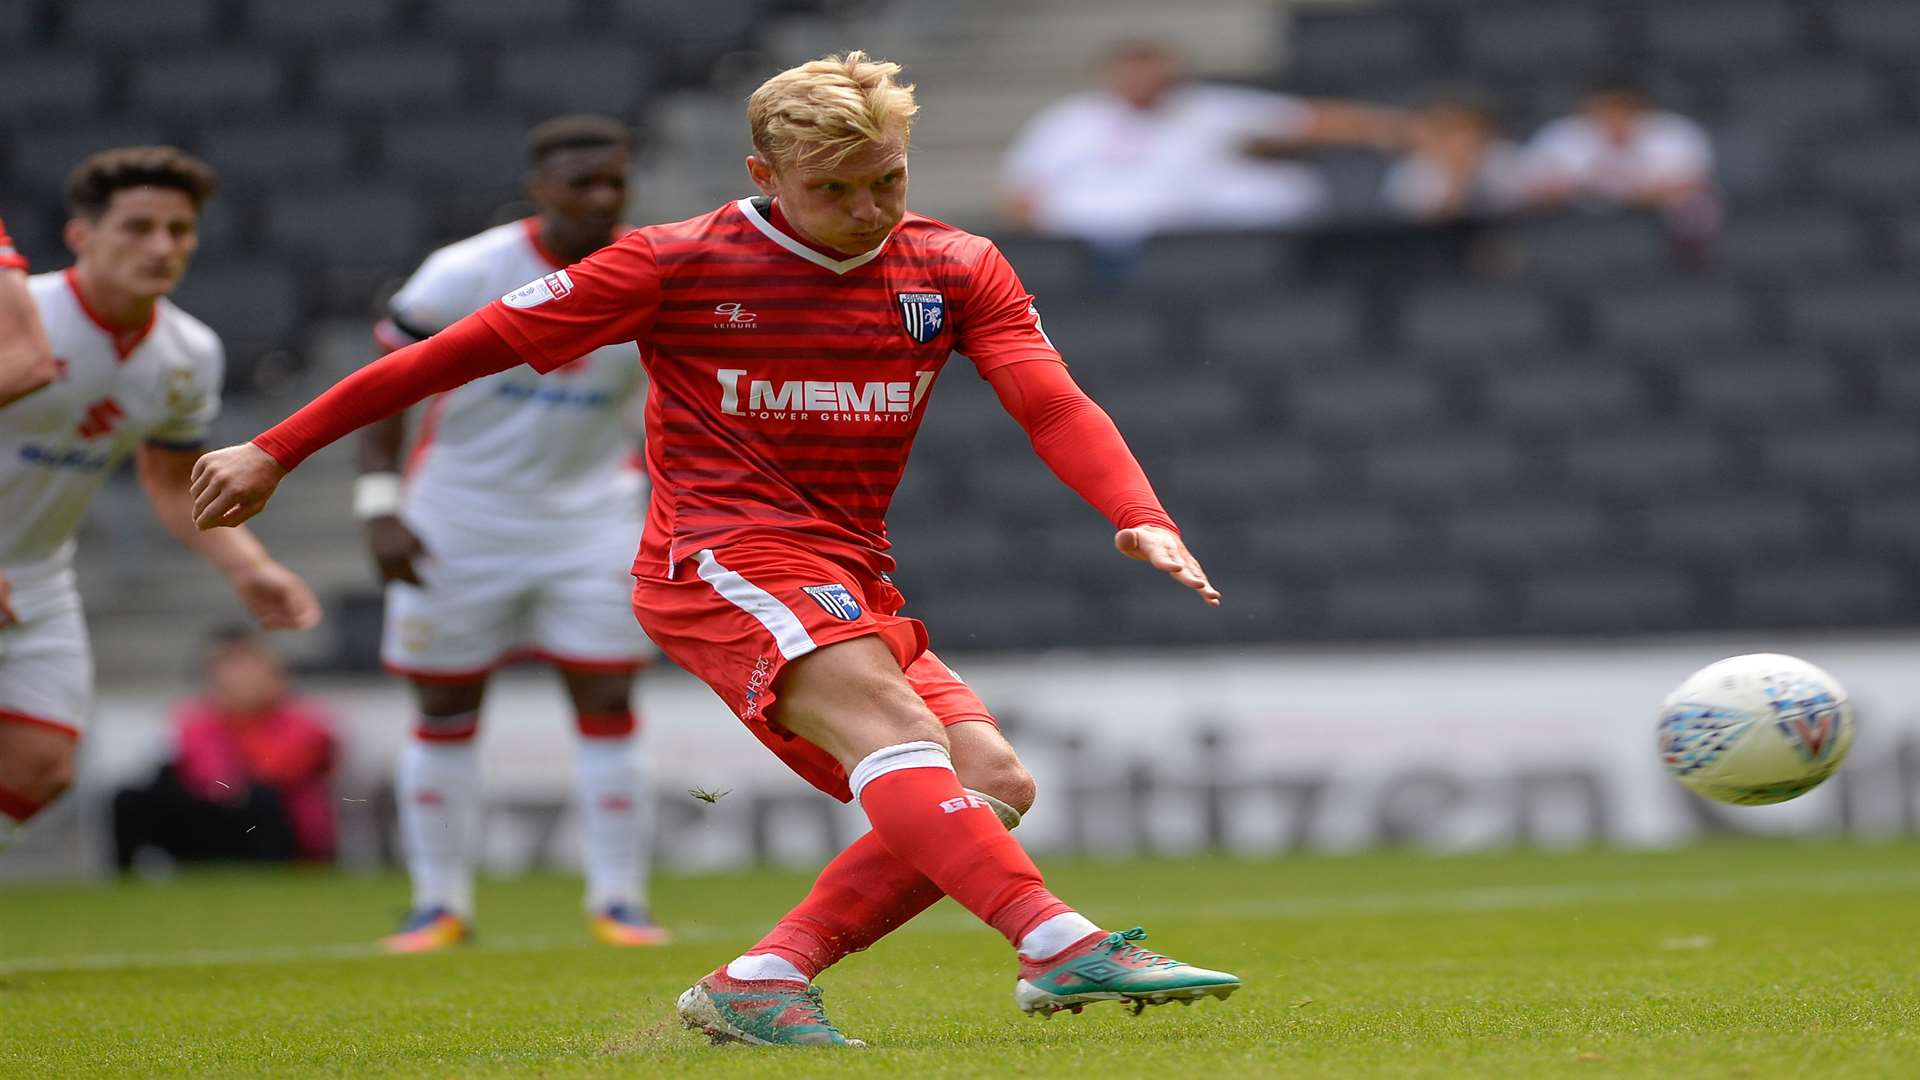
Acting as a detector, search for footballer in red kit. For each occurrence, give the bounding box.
[190,52,1239,1045]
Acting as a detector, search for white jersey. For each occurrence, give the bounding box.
[0,269,222,572]
[376,218,644,533]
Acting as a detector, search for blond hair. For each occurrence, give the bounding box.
[747,51,918,170]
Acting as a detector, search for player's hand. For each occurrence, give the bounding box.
[0,570,16,629]
[365,516,430,586]
[1116,525,1221,607]
[191,443,285,529]
[229,559,322,631]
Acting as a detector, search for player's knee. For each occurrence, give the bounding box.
[2,742,76,805]
[959,747,1037,815]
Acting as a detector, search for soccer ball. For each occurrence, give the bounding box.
[1657,653,1856,806]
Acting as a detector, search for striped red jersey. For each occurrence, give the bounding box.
[477,197,1061,577]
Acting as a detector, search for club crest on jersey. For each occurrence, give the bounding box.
[501,270,574,309]
[802,583,863,621]
[897,291,945,343]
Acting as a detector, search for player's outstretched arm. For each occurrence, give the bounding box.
[190,313,525,530]
[984,359,1221,606]
[141,445,321,630]
[0,265,58,408]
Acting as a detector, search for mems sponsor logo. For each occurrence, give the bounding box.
[715,369,934,423]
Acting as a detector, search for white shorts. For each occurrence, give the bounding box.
[380,511,656,682]
[0,558,93,736]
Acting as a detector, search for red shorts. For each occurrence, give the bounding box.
[633,537,994,801]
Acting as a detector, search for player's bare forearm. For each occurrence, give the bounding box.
[0,268,58,407]
[140,444,274,573]
[357,410,408,475]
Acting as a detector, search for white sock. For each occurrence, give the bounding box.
[727,953,810,985]
[397,735,480,918]
[1017,911,1102,961]
[574,733,650,913]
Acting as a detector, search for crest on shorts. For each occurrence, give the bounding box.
[802,583,863,621]
[897,291,945,343]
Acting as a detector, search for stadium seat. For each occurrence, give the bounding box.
[1647,0,1800,64]
[314,45,466,113]
[1161,445,1328,518]
[0,53,106,122]
[1505,212,1669,282]
[1723,66,1885,133]
[1810,134,1920,205]
[1242,506,1412,571]
[1130,232,1291,299]
[378,117,528,184]
[495,43,660,117]
[1562,428,1727,492]
[192,196,255,258]
[610,0,760,73]
[1672,356,1845,421]
[196,121,354,184]
[1459,6,1614,72]
[1590,282,1753,348]
[1289,368,1443,438]
[1443,498,1609,563]
[1786,278,1920,345]
[1730,562,1903,624]
[1363,433,1527,502]
[8,120,168,192]
[995,236,1096,302]
[169,260,304,346]
[245,0,401,41]
[1848,502,1920,556]
[1284,9,1434,88]
[1523,567,1698,631]
[62,0,218,44]
[0,1,31,43]
[421,0,576,34]
[1706,124,1789,202]
[1867,351,1920,414]
[1098,381,1250,450]
[1639,494,1816,557]
[1831,0,1920,58]
[1401,284,1559,354]
[1033,303,1165,373]
[1204,289,1365,361]
[1479,363,1644,432]
[128,52,282,117]
[264,186,423,266]
[1714,208,1863,281]
[1760,424,1920,488]
[1325,570,1492,636]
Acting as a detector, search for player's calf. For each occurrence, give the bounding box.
[0,721,77,815]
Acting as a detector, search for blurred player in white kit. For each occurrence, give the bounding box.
[356,116,666,952]
[0,148,319,846]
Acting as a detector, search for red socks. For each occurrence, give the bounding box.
[747,830,944,978]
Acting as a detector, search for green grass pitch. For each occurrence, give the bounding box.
[4,839,1919,1078]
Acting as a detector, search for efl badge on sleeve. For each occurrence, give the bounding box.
[802,583,863,621]
[897,291,945,343]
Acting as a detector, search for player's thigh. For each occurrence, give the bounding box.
[0,604,91,798]
[772,635,948,770]
[909,652,1035,812]
[380,549,530,678]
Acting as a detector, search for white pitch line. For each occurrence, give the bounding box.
[5,865,1918,977]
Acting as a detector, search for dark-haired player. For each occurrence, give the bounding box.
[0,147,319,847]
[356,116,666,953]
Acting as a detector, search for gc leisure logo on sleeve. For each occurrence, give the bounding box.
[501,270,574,309]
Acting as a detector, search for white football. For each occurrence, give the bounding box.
[1657,653,1856,805]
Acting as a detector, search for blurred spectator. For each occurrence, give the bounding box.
[999,38,1408,253]
[1381,92,1531,223]
[112,628,336,870]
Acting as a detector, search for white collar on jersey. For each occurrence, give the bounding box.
[735,197,891,275]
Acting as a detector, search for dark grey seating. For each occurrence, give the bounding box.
[196,121,354,184]
[1507,212,1669,282]
[1363,433,1527,501]
[1286,10,1433,85]
[1707,124,1788,202]
[0,53,105,121]
[170,261,304,345]
[610,0,760,69]
[315,45,466,113]
[1760,424,1920,488]
[246,0,401,40]
[421,0,573,34]
[1787,278,1920,344]
[1561,428,1727,491]
[1673,357,1844,420]
[1326,570,1492,635]
[1848,503,1920,555]
[128,52,282,116]
[1289,368,1442,438]
[1648,0,1799,63]
[10,121,168,190]
[1401,284,1558,354]
[910,582,1093,651]
[378,117,528,184]
[0,1,31,42]
[1036,304,1165,372]
[1161,445,1329,518]
[1131,232,1290,298]
[1480,364,1643,431]
[1731,562,1902,624]
[1591,282,1752,348]
[63,0,218,44]
[1638,494,1816,557]
[1724,66,1885,133]
[1523,568,1697,631]
[1715,208,1862,281]
[265,186,423,266]
[1459,6,1613,71]
[1098,381,1250,450]
[1831,0,1920,58]
[1867,351,1920,412]
[1444,499,1609,563]
[1242,506,1412,571]
[1204,290,1363,361]
[1811,134,1920,205]
[994,236,1094,302]
[496,43,659,116]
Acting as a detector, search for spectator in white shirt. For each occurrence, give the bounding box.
[1523,78,1715,211]
[1382,92,1531,223]
[1000,39,1409,253]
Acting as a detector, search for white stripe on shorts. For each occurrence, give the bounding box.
[693,549,817,660]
